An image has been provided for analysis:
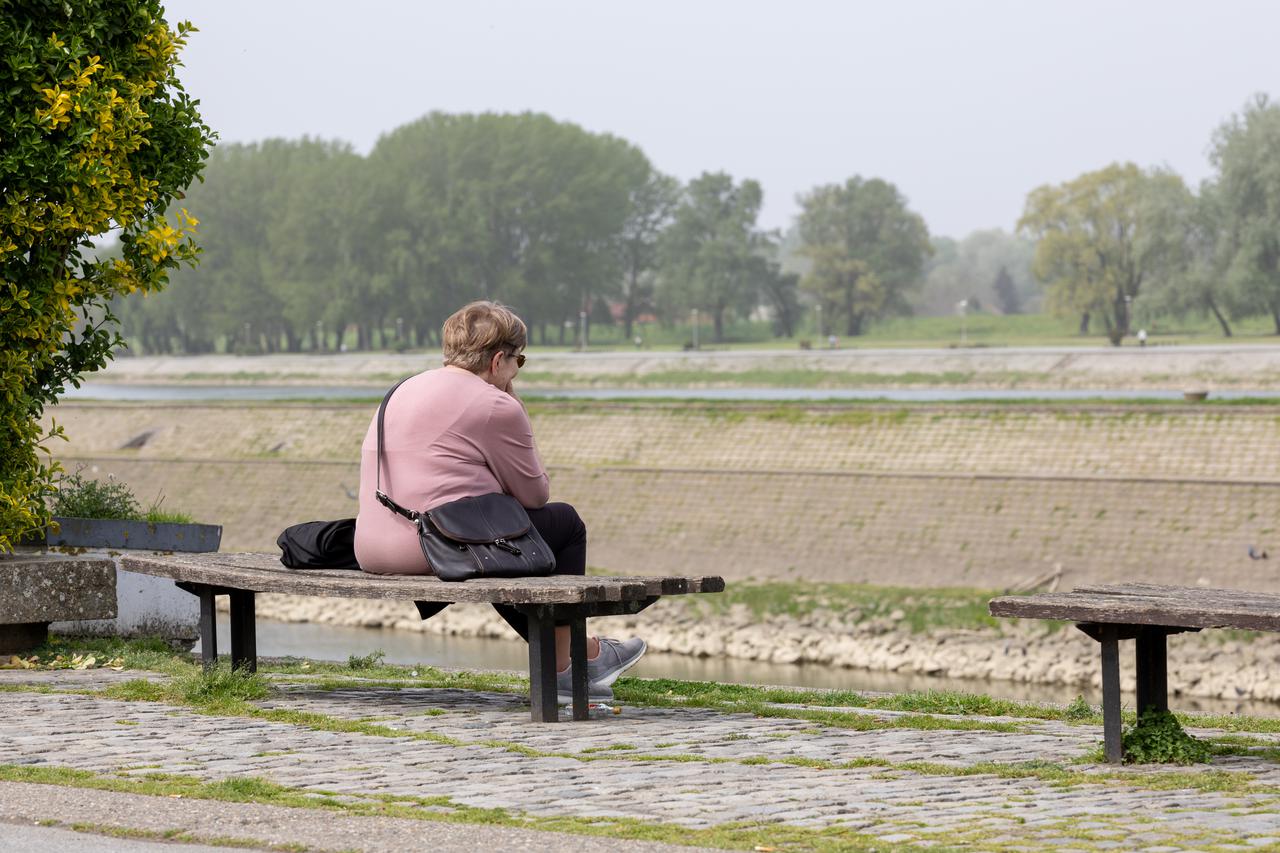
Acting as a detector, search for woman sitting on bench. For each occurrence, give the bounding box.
[353,300,646,705]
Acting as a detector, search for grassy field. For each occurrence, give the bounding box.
[524,311,1280,352]
[129,312,1280,359]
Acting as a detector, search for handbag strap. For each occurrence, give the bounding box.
[374,377,419,522]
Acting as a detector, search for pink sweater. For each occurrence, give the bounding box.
[354,367,549,575]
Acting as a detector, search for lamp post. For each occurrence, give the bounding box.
[579,310,587,352]
[691,308,699,350]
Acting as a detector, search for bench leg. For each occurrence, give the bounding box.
[198,586,218,672]
[1100,625,1123,764]
[1135,628,1168,717]
[526,606,559,723]
[229,590,257,673]
[570,618,589,721]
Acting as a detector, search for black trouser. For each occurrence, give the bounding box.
[414,501,587,641]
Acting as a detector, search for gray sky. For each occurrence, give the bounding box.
[165,0,1278,239]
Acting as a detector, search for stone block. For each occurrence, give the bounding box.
[0,553,117,623]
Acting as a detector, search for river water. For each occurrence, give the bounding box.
[198,614,1280,717]
[61,383,1280,402]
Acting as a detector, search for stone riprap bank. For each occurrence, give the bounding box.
[46,400,1280,591]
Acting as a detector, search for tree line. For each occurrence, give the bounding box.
[1019,94,1280,343]
[116,96,1280,352]
[113,111,935,352]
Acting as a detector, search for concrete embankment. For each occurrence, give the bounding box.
[47,399,1280,589]
[44,396,1280,700]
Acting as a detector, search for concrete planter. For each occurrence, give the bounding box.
[45,516,222,552]
[45,517,221,644]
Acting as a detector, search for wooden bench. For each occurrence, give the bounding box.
[119,552,724,723]
[989,582,1280,762]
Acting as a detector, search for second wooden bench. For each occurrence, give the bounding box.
[990,582,1280,761]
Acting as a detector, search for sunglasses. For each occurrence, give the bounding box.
[507,351,526,368]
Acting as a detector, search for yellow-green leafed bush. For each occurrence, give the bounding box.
[0,1,213,549]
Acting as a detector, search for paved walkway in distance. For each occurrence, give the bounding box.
[3,668,1280,851]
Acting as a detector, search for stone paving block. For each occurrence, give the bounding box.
[4,669,1280,849]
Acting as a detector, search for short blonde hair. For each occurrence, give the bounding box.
[441,301,528,373]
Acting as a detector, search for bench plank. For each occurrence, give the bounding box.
[1074,582,1280,609]
[988,590,1280,632]
[121,552,720,605]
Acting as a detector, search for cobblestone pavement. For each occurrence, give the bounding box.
[4,669,1280,850]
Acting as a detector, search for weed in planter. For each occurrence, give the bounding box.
[51,468,193,524]
[141,494,193,525]
[1122,708,1211,764]
[50,469,139,520]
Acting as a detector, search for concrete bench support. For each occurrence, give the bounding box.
[0,554,117,654]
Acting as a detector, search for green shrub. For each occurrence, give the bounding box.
[0,2,214,550]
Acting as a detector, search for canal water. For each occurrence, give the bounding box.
[200,614,1280,717]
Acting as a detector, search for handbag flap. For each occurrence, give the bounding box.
[426,493,531,542]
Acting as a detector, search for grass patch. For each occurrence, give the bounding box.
[58,822,288,851]
[346,650,386,670]
[14,635,188,674]
[104,663,271,715]
[682,579,1001,633]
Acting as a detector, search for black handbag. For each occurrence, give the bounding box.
[372,377,556,581]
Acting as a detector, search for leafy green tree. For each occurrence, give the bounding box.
[369,112,648,345]
[1018,163,1183,343]
[795,177,931,336]
[0,1,212,549]
[1138,177,1238,338]
[659,172,770,341]
[1211,94,1280,333]
[618,170,679,340]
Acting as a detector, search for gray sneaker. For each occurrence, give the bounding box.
[586,636,647,689]
[556,667,613,706]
